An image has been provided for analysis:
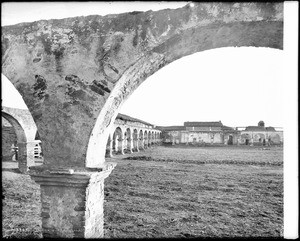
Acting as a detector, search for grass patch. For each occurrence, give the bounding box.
[104,146,283,238]
[2,146,283,238]
[2,171,42,238]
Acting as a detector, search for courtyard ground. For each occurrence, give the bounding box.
[2,145,283,238]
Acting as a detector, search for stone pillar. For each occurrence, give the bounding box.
[114,136,118,154]
[250,138,254,146]
[139,138,144,151]
[266,138,270,146]
[224,137,227,145]
[17,141,37,173]
[28,141,38,166]
[128,134,133,153]
[18,142,27,173]
[172,137,175,145]
[30,163,116,238]
[134,137,139,152]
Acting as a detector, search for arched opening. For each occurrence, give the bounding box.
[2,112,27,172]
[269,133,281,145]
[228,135,233,145]
[2,117,18,162]
[87,45,284,164]
[112,127,123,155]
[85,2,283,167]
[2,74,44,170]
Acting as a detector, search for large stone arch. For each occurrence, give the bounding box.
[85,2,283,168]
[1,2,283,238]
[1,3,283,169]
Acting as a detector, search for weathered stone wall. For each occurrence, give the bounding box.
[165,131,226,144]
[240,130,283,144]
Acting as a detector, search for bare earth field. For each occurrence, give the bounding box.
[2,146,283,238]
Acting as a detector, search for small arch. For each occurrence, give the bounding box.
[113,127,123,154]
[2,112,28,172]
[228,135,233,145]
[2,112,27,143]
[269,133,281,144]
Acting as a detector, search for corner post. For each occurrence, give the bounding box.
[30,163,116,238]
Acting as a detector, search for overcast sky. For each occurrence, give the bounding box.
[0,2,295,129]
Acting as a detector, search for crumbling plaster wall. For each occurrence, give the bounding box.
[1,2,283,169]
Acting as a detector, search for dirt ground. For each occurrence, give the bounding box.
[2,146,283,238]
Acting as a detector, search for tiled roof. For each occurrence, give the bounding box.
[245,126,265,131]
[266,127,276,131]
[116,113,154,127]
[157,126,186,131]
[184,121,223,127]
[245,126,276,132]
[221,125,234,131]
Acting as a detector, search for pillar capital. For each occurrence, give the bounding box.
[30,162,116,187]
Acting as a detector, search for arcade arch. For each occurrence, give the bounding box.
[2,89,43,172]
[112,127,124,155]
